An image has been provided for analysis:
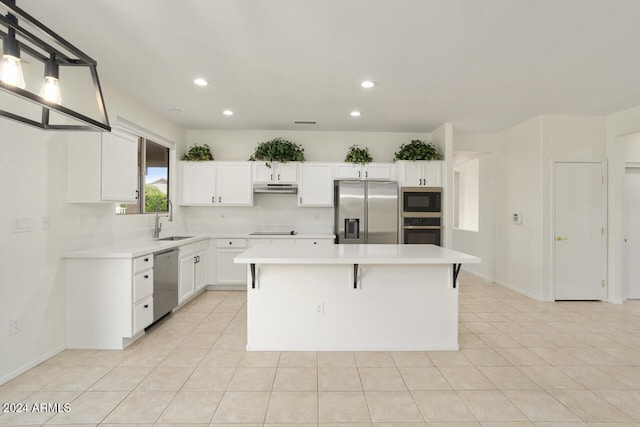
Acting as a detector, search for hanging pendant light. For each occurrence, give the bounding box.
[0,12,25,89]
[0,0,110,131]
[39,54,61,104]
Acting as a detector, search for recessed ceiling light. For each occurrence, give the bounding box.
[223,110,234,116]
[193,78,209,87]
[350,111,361,117]
[168,108,181,113]
[360,80,376,89]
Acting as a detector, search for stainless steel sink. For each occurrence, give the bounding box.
[157,236,193,241]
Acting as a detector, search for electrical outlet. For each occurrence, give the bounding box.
[9,318,21,335]
[315,302,324,315]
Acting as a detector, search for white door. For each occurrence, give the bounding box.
[398,161,423,187]
[334,163,362,179]
[217,162,253,206]
[298,163,334,207]
[181,162,216,205]
[364,163,393,180]
[554,162,606,300]
[624,167,640,299]
[101,131,138,202]
[276,162,298,183]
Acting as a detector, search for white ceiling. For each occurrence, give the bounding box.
[19,0,640,133]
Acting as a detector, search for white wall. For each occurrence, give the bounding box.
[186,130,433,162]
[452,133,496,282]
[607,105,640,302]
[0,81,186,385]
[489,115,607,301]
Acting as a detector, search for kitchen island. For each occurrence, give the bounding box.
[235,244,480,351]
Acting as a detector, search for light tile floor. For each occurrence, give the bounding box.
[2,272,640,426]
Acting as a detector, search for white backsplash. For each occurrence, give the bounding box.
[184,193,334,234]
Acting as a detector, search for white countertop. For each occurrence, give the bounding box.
[64,233,335,259]
[64,235,210,259]
[235,244,481,265]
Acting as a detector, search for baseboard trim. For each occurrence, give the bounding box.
[0,345,65,386]
[493,280,551,302]
[206,284,246,291]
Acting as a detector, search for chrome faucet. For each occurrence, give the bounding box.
[153,198,173,239]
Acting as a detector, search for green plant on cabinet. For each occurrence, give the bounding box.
[344,144,373,165]
[248,137,305,167]
[183,143,214,161]
[393,140,442,161]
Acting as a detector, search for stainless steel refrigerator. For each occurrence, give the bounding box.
[334,180,398,244]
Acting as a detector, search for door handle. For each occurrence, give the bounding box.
[556,236,568,241]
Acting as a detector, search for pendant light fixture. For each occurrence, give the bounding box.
[39,54,61,104]
[0,0,110,131]
[0,11,25,89]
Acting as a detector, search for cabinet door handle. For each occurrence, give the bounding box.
[144,257,149,262]
[143,304,149,308]
[229,241,232,245]
[365,171,368,178]
[211,196,215,203]
[135,190,139,200]
[358,170,361,178]
[278,173,281,180]
[313,241,317,245]
[270,173,273,180]
[144,274,149,279]
[299,197,302,203]
[219,196,221,203]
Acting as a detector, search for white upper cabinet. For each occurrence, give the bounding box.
[298,163,334,207]
[181,161,253,206]
[396,160,444,187]
[364,163,394,180]
[68,130,139,203]
[333,163,394,180]
[216,162,253,206]
[181,161,216,205]
[252,161,298,184]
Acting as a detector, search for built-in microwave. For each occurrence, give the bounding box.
[401,187,442,216]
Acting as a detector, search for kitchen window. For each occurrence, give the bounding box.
[116,138,170,215]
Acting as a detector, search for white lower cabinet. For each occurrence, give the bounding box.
[66,253,155,349]
[209,237,335,288]
[179,240,208,304]
[215,239,247,284]
[295,238,335,247]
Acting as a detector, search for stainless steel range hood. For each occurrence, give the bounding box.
[253,183,298,194]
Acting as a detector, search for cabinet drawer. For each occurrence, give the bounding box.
[133,254,154,273]
[296,239,334,247]
[216,239,247,248]
[195,239,209,252]
[133,297,153,333]
[133,271,154,302]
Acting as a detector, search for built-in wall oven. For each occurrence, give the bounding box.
[401,187,443,245]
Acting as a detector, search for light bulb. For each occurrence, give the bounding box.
[40,76,61,104]
[0,54,26,89]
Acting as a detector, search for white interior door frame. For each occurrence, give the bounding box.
[550,159,607,300]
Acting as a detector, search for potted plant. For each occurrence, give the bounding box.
[182,143,214,161]
[393,140,442,161]
[248,137,305,167]
[344,144,373,165]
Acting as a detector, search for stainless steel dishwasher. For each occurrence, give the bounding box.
[153,248,179,322]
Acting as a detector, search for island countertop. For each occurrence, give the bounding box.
[235,243,480,265]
